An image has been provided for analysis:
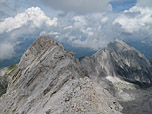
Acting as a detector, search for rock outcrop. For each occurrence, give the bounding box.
[0,36,122,114]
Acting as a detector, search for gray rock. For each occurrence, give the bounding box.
[0,36,122,114]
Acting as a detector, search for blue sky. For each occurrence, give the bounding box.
[0,0,152,60]
[110,0,137,12]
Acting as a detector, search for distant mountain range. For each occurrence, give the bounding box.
[0,37,152,69]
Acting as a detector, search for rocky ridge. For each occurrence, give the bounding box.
[0,36,122,114]
[0,36,152,114]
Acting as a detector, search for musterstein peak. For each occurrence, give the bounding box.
[80,39,152,87]
[79,39,152,113]
[108,39,148,57]
[110,39,134,51]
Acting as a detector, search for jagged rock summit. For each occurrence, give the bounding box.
[0,36,122,114]
[80,39,152,87]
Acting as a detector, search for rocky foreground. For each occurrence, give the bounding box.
[0,36,152,114]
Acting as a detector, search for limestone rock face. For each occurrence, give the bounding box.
[0,36,122,114]
[80,40,152,87]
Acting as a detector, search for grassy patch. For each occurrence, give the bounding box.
[9,64,17,70]
[7,64,17,76]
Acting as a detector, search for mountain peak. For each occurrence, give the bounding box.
[18,36,65,70]
[81,40,152,87]
[108,39,136,52]
[115,39,125,44]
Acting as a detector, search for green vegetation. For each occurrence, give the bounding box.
[8,64,17,76]
[9,64,17,70]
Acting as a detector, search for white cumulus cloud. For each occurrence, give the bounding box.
[0,7,58,34]
[51,13,115,50]
[113,6,152,34]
